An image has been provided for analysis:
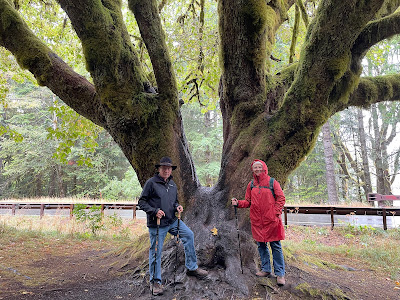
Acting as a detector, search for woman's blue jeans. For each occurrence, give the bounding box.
[148,218,198,283]
[257,241,285,277]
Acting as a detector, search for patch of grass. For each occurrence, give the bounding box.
[300,253,345,270]
[284,225,400,280]
[0,214,147,241]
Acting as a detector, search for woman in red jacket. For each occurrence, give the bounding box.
[231,159,286,286]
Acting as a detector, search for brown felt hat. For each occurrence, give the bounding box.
[155,157,177,170]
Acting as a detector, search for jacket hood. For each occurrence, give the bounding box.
[251,159,268,181]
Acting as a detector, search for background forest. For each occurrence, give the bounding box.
[0,0,399,204]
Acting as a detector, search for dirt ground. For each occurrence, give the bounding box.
[0,226,399,300]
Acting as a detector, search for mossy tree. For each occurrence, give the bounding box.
[1,0,400,297]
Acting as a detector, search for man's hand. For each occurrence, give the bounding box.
[231,198,238,206]
[177,205,184,213]
[156,209,165,219]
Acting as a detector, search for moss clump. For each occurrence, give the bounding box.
[296,282,321,297]
[326,52,351,82]
[296,282,350,299]
[242,0,274,38]
[241,1,279,70]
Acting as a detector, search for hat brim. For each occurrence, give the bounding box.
[155,164,177,170]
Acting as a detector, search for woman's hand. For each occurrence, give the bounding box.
[231,198,238,206]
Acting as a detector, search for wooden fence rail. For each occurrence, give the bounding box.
[0,203,399,230]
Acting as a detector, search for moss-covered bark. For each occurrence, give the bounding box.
[217,0,396,193]
[0,0,103,125]
[129,0,178,98]
[57,0,146,111]
[1,0,196,197]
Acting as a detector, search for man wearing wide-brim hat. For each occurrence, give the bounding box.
[138,156,208,296]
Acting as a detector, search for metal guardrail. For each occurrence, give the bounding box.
[0,203,399,230]
[0,203,139,220]
[284,205,400,230]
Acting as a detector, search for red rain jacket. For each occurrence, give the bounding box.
[237,159,285,242]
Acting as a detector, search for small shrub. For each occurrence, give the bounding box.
[73,204,105,235]
[107,212,123,227]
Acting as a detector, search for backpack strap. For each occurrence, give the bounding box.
[250,178,275,198]
[269,177,275,198]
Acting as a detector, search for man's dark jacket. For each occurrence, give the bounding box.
[138,173,179,227]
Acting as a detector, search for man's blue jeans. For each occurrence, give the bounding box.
[257,241,285,277]
[148,218,198,283]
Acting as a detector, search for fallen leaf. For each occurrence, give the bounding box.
[395,281,400,286]
[394,287,400,290]
[211,227,218,236]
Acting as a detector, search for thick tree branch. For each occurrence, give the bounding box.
[289,4,300,64]
[375,0,400,18]
[129,0,178,98]
[247,0,387,183]
[352,11,400,59]
[0,0,105,127]
[348,74,400,108]
[219,0,289,117]
[57,0,146,110]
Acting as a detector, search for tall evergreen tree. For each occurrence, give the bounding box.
[322,121,339,204]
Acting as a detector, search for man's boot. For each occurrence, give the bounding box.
[151,281,164,295]
[277,276,285,286]
[186,267,208,279]
[256,270,271,277]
